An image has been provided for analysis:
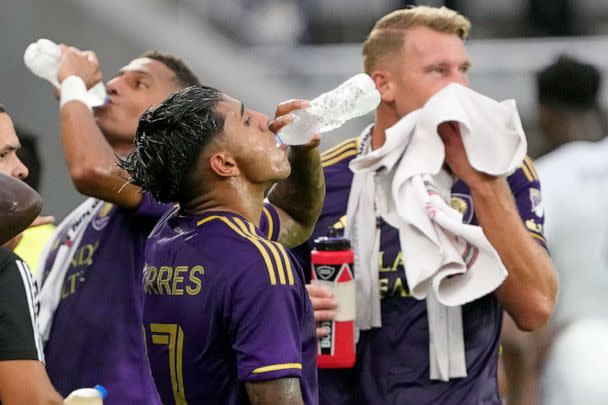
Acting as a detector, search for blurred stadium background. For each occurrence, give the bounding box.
[1,0,608,220]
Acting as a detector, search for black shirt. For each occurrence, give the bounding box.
[0,247,44,362]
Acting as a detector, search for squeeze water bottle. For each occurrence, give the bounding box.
[23,38,107,108]
[278,73,381,145]
[63,385,107,405]
[311,231,356,368]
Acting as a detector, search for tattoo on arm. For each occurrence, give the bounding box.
[245,378,304,405]
[267,145,325,247]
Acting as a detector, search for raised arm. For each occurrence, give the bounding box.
[0,174,42,245]
[267,100,325,248]
[440,123,557,331]
[56,45,142,208]
[245,379,304,405]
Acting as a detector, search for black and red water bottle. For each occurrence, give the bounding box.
[311,232,356,368]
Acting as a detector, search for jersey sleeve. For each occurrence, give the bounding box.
[259,202,281,242]
[508,156,547,249]
[226,241,307,382]
[135,193,173,219]
[0,248,44,362]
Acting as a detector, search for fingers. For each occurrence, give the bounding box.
[82,50,98,65]
[306,283,335,299]
[30,215,55,227]
[306,284,338,311]
[57,45,102,86]
[437,121,460,142]
[316,325,331,338]
[274,99,309,118]
[297,133,321,149]
[314,309,337,322]
[307,284,338,336]
[268,113,293,134]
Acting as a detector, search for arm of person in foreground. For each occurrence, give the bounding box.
[246,379,304,405]
[0,173,42,245]
[56,45,143,209]
[266,100,325,248]
[439,123,557,331]
[0,361,62,405]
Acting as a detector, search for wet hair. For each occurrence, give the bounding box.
[119,85,225,204]
[537,54,601,110]
[362,6,471,74]
[140,50,200,88]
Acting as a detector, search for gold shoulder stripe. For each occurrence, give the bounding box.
[524,156,540,180]
[321,138,358,161]
[252,363,302,374]
[262,206,274,240]
[520,160,534,182]
[233,217,294,286]
[197,216,277,285]
[245,220,295,286]
[244,219,294,285]
[232,218,286,285]
[322,149,359,168]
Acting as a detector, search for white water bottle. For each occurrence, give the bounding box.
[278,73,381,145]
[64,385,107,405]
[24,38,107,108]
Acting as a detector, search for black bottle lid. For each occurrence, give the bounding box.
[313,235,351,251]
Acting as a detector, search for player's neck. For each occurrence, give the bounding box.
[372,104,405,150]
[182,179,266,226]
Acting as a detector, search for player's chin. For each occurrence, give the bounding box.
[273,161,291,180]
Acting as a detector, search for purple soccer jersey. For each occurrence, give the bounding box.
[143,207,318,405]
[291,137,546,405]
[41,195,169,405]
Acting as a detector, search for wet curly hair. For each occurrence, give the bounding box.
[119,85,225,204]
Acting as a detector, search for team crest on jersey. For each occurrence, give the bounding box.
[529,188,543,217]
[450,194,474,224]
[91,202,114,231]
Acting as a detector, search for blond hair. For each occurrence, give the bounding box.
[362,6,471,74]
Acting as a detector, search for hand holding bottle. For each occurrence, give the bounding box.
[279,73,381,145]
[24,38,107,108]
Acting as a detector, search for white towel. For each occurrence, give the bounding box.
[36,198,102,342]
[347,83,526,381]
[24,38,107,108]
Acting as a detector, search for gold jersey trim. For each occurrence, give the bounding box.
[521,156,540,182]
[197,215,279,285]
[252,363,303,374]
[321,138,359,161]
[262,206,274,240]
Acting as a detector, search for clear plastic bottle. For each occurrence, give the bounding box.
[63,385,107,405]
[278,73,381,145]
[24,38,107,108]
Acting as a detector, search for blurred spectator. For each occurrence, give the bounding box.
[500,55,608,405]
[14,131,55,274]
[0,105,62,405]
[536,55,606,155]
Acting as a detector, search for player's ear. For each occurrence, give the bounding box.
[371,69,396,103]
[208,151,240,178]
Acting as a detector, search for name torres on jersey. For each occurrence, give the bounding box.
[144,213,295,296]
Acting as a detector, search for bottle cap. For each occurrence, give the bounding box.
[313,236,350,251]
[94,385,108,399]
